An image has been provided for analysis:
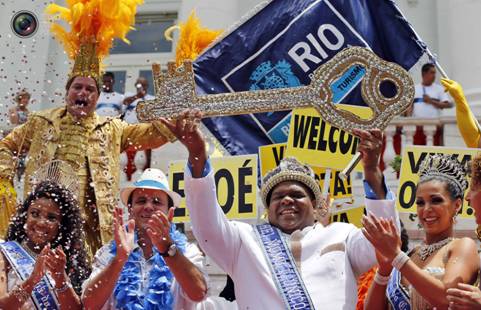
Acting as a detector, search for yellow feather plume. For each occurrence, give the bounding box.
[45,0,143,60]
[166,12,222,67]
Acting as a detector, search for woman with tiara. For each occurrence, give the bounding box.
[0,161,90,309]
[362,154,480,309]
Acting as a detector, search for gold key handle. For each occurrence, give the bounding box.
[136,47,414,133]
[312,47,414,131]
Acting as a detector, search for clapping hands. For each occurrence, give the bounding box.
[113,207,135,262]
[27,244,69,288]
[145,208,175,254]
[362,212,401,262]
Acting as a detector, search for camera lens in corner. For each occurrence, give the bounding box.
[11,11,38,38]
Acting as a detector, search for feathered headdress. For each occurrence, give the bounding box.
[165,12,222,68]
[45,0,143,83]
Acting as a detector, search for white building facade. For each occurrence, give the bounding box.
[2,0,481,132]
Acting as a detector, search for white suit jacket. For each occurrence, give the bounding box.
[185,168,398,310]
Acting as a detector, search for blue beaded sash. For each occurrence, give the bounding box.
[255,223,314,310]
[387,268,411,310]
[0,241,59,310]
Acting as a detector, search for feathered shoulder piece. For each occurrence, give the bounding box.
[165,12,222,67]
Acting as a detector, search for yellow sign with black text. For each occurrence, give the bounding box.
[285,105,372,171]
[259,143,353,201]
[331,206,366,228]
[397,146,478,218]
[168,155,258,223]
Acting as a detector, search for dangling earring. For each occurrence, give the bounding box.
[452,215,457,224]
[451,204,460,225]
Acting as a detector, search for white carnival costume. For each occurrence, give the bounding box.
[185,158,399,309]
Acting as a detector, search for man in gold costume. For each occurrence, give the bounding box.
[0,0,175,257]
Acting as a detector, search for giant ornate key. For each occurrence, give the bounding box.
[136,47,414,133]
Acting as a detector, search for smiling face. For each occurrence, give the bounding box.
[65,76,99,118]
[416,180,461,236]
[129,188,170,231]
[25,197,62,249]
[267,181,316,234]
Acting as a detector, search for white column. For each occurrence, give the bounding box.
[436,1,481,92]
[423,124,437,146]
[403,125,417,146]
[132,151,147,181]
[435,1,481,119]
[119,151,128,184]
[383,125,397,181]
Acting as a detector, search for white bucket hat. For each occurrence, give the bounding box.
[120,168,181,207]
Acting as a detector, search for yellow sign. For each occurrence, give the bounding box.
[285,105,372,171]
[330,206,366,228]
[169,155,258,223]
[397,146,478,218]
[259,143,353,201]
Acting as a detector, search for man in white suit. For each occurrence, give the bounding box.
[161,110,399,309]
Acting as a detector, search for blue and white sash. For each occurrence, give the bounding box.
[387,268,411,310]
[255,223,314,310]
[0,241,59,310]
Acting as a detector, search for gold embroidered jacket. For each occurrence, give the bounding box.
[0,107,174,245]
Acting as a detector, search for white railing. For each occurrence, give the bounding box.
[120,116,458,200]
[382,117,443,182]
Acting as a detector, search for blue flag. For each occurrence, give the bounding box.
[194,0,427,155]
